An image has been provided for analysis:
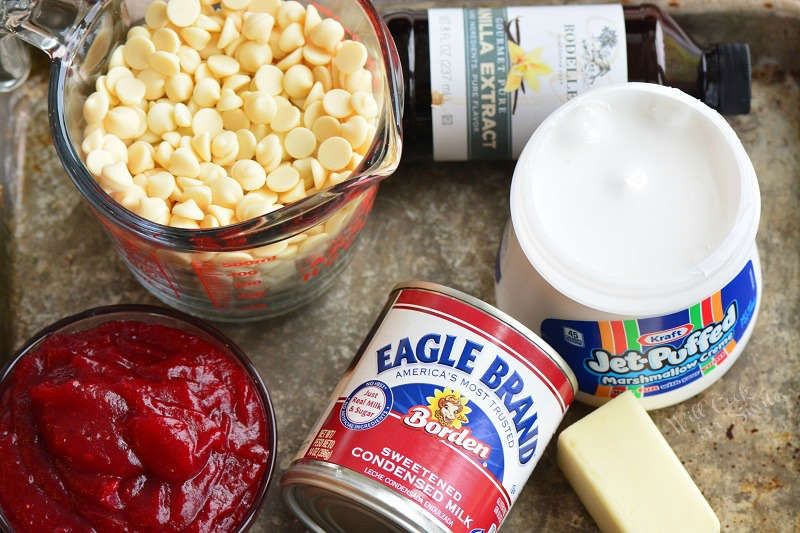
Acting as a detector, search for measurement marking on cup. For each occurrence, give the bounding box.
[234,280,263,288]
[228,270,258,278]
[237,291,266,300]
[222,256,278,268]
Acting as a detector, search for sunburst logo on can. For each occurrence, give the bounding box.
[428,388,472,428]
[340,380,393,430]
[403,388,491,460]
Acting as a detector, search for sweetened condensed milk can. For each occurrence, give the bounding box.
[282,282,576,532]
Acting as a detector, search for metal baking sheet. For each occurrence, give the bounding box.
[1,1,798,530]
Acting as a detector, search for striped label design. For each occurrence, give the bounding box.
[542,260,759,400]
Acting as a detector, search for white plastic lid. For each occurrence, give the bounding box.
[511,83,760,316]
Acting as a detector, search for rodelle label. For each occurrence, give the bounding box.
[428,5,627,160]
[297,287,573,533]
[542,261,759,400]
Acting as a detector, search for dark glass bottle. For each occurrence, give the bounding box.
[385,4,751,160]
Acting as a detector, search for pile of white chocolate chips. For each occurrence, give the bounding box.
[81,0,378,229]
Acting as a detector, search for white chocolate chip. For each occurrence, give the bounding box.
[266,163,299,192]
[147,171,177,199]
[243,13,275,43]
[149,51,181,76]
[145,1,169,29]
[221,109,251,132]
[101,161,134,192]
[236,191,276,220]
[351,91,378,118]
[217,88,244,111]
[311,115,340,142]
[136,197,170,224]
[256,133,283,170]
[115,77,146,106]
[317,136,352,171]
[193,77,221,107]
[222,0,251,10]
[270,103,300,132]
[304,5,322,36]
[341,114,368,148]
[253,64,283,95]
[231,159,267,190]
[183,184,213,209]
[166,0,201,28]
[128,141,155,174]
[104,106,141,139]
[243,91,277,124]
[236,129,257,160]
[137,69,166,100]
[209,176,244,207]
[208,204,235,225]
[277,1,305,28]
[81,128,105,155]
[86,150,115,176]
[152,27,181,54]
[192,132,212,161]
[200,214,220,228]
[334,40,367,74]
[181,27,212,50]
[276,47,303,70]
[283,64,313,99]
[168,147,200,177]
[192,107,224,136]
[303,100,323,128]
[177,46,202,73]
[313,65,333,91]
[284,126,316,159]
[147,102,175,134]
[208,55,240,77]
[123,37,155,70]
[322,88,352,118]
[83,91,110,124]
[162,131,181,148]
[223,73,250,92]
[211,130,239,160]
[173,198,205,220]
[174,102,192,127]
[102,134,129,163]
[309,19,344,52]
[165,73,194,102]
[170,214,200,228]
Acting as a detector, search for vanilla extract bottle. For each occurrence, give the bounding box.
[385,4,751,160]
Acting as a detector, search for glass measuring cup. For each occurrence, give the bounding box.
[1,0,403,321]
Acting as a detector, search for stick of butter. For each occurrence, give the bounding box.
[557,391,720,533]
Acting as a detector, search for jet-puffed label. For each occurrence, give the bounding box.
[298,288,573,533]
[541,261,758,399]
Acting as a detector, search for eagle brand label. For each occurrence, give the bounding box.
[297,287,574,533]
[428,5,627,160]
[541,261,759,400]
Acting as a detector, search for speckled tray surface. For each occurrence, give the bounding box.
[1,1,798,531]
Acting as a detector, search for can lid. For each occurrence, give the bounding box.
[391,281,578,394]
[702,44,751,115]
[282,461,447,533]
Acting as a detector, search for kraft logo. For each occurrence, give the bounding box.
[638,324,694,346]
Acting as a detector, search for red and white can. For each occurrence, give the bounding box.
[282,282,577,532]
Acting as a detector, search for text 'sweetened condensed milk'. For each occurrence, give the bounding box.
[282,282,576,533]
[495,83,762,410]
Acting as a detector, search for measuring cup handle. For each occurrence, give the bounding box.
[1,0,91,58]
